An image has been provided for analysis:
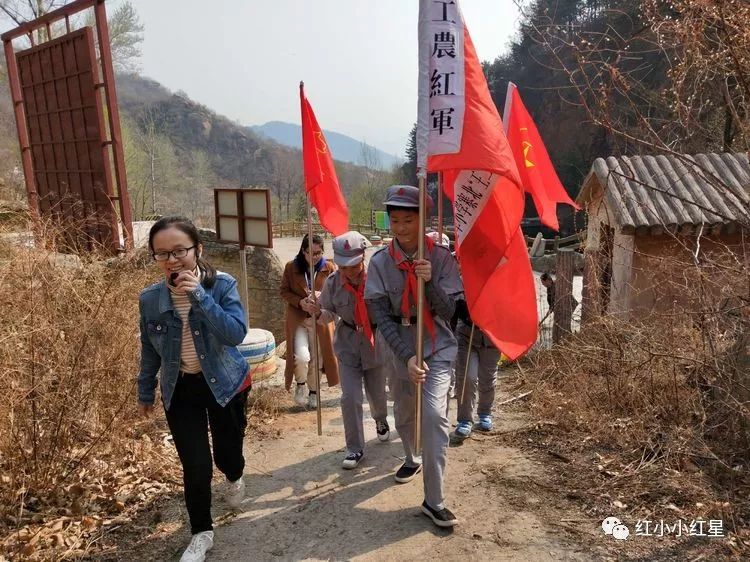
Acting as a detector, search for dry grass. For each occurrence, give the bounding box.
[243,382,289,444]
[519,244,750,553]
[0,219,182,560]
[246,384,286,422]
[0,216,292,559]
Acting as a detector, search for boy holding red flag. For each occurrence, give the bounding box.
[365,185,462,528]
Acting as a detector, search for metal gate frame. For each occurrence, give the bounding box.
[1,0,133,252]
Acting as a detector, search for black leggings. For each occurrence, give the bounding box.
[164,374,247,534]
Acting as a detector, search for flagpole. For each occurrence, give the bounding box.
[307,197,323,436]
[414,174,427,455]
[301,80,323,437]
[437,172,444,242]
[415,0,429,456]
[502,81,515,136]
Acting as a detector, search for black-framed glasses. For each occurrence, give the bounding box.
[152,245,197,262]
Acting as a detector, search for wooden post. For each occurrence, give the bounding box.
[553,248,575,344]
[239,246,250,323]
[414,174,427,455]
[581,249,600,324]
[3,39,39,223]
[437,172,444,241]
[306,201,322,437]
[609,231,635,318]
[95,0,133,250]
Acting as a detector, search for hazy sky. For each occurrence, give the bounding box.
[121,1,523,157]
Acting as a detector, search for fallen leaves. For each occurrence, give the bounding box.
[0,432,181,560]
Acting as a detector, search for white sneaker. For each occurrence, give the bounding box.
[293,383,306,405]
[224,477,245,510]
[180,531,214,562]
[307,392,318,409]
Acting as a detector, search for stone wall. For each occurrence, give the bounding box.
[199,229,286,343]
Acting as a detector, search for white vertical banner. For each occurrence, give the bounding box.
[416,0,431,177]
[452,170,498,244]
[417,0,466,176]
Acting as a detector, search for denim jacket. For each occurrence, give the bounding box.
[137,271,249,410]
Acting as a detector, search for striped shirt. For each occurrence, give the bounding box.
[168,270,202,374]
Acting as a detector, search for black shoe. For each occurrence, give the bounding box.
[394,462,422,483]
[341,451,364,469]
[376,419,390,442]
[421,501,458,528]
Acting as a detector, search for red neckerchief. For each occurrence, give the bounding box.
[388,237,436,348]
[341,273,374,347]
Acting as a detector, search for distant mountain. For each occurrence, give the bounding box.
[113,74,374,189]
[250,121,402,170]
[0,72,394,223]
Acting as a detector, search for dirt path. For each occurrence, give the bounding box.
[100,238,605,561]
[107,365,609,562]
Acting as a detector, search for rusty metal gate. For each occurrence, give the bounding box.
[2,0,133,253]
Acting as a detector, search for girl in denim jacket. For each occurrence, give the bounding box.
[137,216,249,562]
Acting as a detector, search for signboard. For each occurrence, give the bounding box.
[374,210,390,230]
[214,188,273,248]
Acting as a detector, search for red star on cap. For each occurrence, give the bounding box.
[344,240,351,250]
[397,187,405,196]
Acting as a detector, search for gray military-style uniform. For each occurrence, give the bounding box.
[365,238,463,511]
[319,271,388,455]
[455,320,501,422]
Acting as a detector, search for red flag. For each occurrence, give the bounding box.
[442,170,538,360]
[418,1,537,359]
[504,82,579,231]
[300,83,348,236]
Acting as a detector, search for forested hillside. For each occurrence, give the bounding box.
[485,0,747,191]
[4,1,744,231]
[116,72,406,225]
[0,70,402,226]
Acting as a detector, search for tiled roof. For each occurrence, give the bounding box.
[578,153,750,232]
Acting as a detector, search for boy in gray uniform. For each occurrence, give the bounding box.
[313,231,390,469]
[452,300,501,439]
[365,185,462,528]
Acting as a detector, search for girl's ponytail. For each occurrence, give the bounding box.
[197,253,217,288]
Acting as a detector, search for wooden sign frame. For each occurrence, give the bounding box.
[214,187,273,249]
